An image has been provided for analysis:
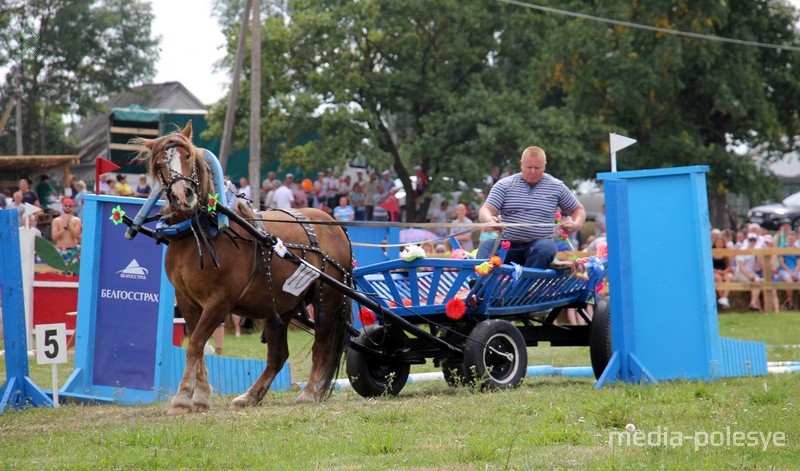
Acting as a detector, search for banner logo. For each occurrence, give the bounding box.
[117,259,149,280]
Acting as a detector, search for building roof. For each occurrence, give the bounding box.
[76,82,208,176]
[0,155,80,174]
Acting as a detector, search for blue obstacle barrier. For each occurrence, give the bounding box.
[596,166,767,387]
[59,195,290,404]
[0,209,53,412]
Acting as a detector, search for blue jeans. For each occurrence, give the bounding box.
[476,238,556,269]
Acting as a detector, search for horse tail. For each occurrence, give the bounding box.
[319,228,354,399]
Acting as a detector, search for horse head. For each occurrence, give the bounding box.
[134,121,212,216]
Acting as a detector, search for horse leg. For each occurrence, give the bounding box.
[232,314,291,408]
[297,293,348,403]
[167,304,223,415]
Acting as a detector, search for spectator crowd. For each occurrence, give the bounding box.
[711,220,800,313]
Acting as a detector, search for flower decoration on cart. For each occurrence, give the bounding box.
[358,306,377,326]
[474,255,503,277]
[571,256,605,281]
[400,244,426,262]
[445,297,467,320]
[553,210,574,250]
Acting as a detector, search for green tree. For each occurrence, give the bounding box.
[0,0,158,156]
[537,0,800,225]
[209,0,595,222]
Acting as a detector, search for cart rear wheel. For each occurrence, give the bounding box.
[463,320,527,390]
[590,298,612,379]
[347,324,410,397]
[441,359,467,387]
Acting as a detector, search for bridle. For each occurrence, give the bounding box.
[157,141,200,204]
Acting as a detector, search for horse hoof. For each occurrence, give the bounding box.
[166,404,192,415]
[167,395,193,415]
[294,390,317,404]
[192,402,210,413]
[231,394,255,408]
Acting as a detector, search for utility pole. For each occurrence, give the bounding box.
[218,0,251,172]
[15,67,23,155]
[248,0,262,208]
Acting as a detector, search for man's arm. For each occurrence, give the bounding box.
[68,218,82,239]
[478,203,498,224]
[562,203,586,234]
[51,218,65,242]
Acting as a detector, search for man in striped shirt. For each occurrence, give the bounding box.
[476,146,586,269]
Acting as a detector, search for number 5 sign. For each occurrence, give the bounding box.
[35,323,68,365]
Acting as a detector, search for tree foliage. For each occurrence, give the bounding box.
[539,0,800,204]
[208,0,800,223]
[0,0,158,155]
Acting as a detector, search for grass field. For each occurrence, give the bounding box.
[0,311,798,469]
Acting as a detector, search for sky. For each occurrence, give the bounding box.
[149,0,228,105]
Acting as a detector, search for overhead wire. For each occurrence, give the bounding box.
[495,0,800,53]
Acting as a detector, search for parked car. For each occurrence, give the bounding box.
[747,191,800,230]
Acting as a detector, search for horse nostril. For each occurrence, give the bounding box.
[185,187,194,199]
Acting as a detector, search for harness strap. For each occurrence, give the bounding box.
[235,240,262,304]
[272,208,319,249]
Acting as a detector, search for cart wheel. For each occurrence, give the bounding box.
[441,359,467,387]
[590,297,612,379]
[347,324,410,397]
[463,320,527,390]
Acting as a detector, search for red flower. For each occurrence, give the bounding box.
[501,240,511,250]
[445,298,466,320]
[358,307,377,326]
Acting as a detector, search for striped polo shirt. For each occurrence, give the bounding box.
[484,173,579,241]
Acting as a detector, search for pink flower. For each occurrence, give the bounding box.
[501,240,510,250]
[450,248,467,260]
[596,240,608,260]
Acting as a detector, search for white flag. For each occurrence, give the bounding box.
[609,133,637,153]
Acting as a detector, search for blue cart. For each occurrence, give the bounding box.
[346,256,609,397]
[137,203,610,398]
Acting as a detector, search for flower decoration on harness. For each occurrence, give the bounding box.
[501,240,511,250]
[207,192,219,212]
[110,205,126,225]
[273,237,287,258]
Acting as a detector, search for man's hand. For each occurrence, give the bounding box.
[478,205,504,231]
[485,214,505,232]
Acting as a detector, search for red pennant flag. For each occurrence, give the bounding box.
[95,157,120,194]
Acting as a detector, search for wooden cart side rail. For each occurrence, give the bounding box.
[353,257,604,319]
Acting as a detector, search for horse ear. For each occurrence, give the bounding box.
[140,138,155,150]
[181,120,193,139]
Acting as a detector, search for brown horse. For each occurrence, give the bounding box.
[134,122,352,414]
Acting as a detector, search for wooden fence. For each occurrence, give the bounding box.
[556,247,800,312]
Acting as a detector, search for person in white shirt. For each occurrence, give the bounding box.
[272,180,294,209]
[238,177,252,201]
